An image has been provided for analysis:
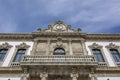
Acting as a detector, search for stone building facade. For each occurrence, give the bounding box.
[0,21,120,80]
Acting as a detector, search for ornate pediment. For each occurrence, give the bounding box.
[0,42,12,49]
[16,43,30,49]
[37,21,82,33]
[89,43,102,49]
[106,43,119,49]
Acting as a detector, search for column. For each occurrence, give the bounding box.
[40,72,48,80]
[70,73,79,80]
[81,40,87,55]
[69,39,73,55]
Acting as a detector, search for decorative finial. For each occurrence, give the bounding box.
[37,28,42,32]
[77,28,82,32]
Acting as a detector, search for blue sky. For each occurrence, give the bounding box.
[0,0,120,33]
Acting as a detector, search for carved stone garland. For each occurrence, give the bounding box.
[16,43,30,49]
[0,42,12,49]
[88,43,102,49]
[106,43,119,49]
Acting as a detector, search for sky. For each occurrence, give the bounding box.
[0,0,120,33]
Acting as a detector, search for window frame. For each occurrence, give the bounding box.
[106,43,120,66]
[13,49,26,62]
[9,43,30,66]
[109,49,120,62]
[89,43,108,66]
[92,49,105,62]
[54,48,65,55]
[0,42,12,66]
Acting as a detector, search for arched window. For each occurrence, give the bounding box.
[110,49,120,62]
[92,49,105,62]
[0,49,8,62]
[13,49,26,62]
[54,48,65,55]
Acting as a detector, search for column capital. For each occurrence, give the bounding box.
[40,72,48,80]
[21,73,29,80]
[70,73,79,78]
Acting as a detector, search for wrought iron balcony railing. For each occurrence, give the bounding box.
[20,55,98,66]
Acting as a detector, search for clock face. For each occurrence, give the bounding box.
[56,25,63,30]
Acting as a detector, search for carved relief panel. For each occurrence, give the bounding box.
[72,41,83,55]
[49,41,69,55]
[36,41,47,55]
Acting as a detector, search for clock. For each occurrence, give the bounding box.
[56,25,63,30]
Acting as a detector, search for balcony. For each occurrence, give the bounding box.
[20,55,98,67]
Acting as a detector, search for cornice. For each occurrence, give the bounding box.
[32,32,87,38]
[0,32,120,41]
[86,34,120,41]
[0,67,22,73]
[96,67,120,71]
[0,33,33,41]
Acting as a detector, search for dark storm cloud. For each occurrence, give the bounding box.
[0,0,120,33]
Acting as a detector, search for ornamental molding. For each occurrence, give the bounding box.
[89,43,102,49]
[0,42,12,49]
[106,43,119,49]
[16,43,30,49]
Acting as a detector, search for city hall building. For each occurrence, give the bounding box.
[0,21,120,80]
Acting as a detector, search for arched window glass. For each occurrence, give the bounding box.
[13,49,26,62]
[54,48,65,55]
[0,49,8,62]
[110,49,120,62]
[92,49,105,62]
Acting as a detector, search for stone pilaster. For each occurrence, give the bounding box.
[69,39,73,55]
[81,40,87,55]
[40,72,48,80]
[31,39,38,55]
[46,39,50,55]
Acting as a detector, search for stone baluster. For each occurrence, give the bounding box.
[40,72,48,80]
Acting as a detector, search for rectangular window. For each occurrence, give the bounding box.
[13,49,26,62]
[0,49,8,62]
[92,49,105,62]
[110,49,120,62]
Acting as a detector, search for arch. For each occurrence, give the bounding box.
[53,48,65,55]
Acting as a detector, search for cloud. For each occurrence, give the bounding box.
[0,0,120,33]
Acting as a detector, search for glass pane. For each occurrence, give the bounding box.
[110,49,120,62]
[92,49,105,62]
[0,49,8,62]
[13,49,26,62]
[54,48,65,55]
